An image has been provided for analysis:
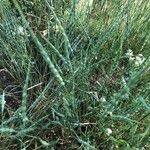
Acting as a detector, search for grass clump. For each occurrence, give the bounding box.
[0,0,150,149]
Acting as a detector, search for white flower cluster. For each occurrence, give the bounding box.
[126,49,134,60]
[100,96,106,102]
[126,49,145,67]
[17,26,25,36]
[105,128,112,136]
[134,54,145,66]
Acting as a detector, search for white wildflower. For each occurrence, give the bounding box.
[134,54,145,66]
[126,49,135,62]
[53,25,59,33]
[17,26,25,36]
[95,56,98,60]
[126,49,146,67]
[41,29,48,37]
[100,96,106,102]
[129,56,135,61]
[138,54,144,58]
[43,30,48,37]
[105,128,112,136]
[126,49,133,57]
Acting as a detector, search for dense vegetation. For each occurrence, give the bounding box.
[0,0,150,149]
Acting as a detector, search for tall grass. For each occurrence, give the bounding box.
[0,0,150,149]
